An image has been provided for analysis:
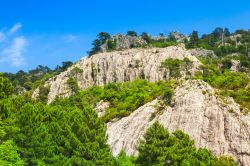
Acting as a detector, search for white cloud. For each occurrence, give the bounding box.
[0,22,28,67]
[8,22,22,35]
[0,36,27,67]
[64,34,79,43]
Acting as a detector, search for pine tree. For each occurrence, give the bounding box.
[136,122,237,166]
[188,31,199,48]
[15,103,116,165]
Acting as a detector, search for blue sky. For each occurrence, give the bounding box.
[0,0,250,73]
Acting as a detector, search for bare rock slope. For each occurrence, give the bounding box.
[43,46,201,103]
[106,80,250,166]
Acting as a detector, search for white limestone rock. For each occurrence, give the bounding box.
[37,46,201,103]
[106,80,250,165]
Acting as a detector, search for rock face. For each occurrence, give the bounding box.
[106,99,159,156]
[230,60,240,72]
[106,80,250,165]
[42,46,201,103]
[113,34,147,50]
[170,32,190,42]
[189,48,215,58]
[101,34,147,52]
[94,100,110,117]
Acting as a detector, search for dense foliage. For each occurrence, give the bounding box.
[0,74,14,99]
[0,75,116,165]
[195,55,250,114]
[16,104,115,165]
[161,58,191,79]
[54,79,174,122]
[3,61,73,94]
[0,76,24,165]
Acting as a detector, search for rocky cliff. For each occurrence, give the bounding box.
[33,45,250,165]
[40,45,202,103]
[106,80,250,165]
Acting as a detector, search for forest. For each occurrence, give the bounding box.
[0,74,238,165]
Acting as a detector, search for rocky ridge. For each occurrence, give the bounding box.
[40,45,202,103]
[32,44,250,165]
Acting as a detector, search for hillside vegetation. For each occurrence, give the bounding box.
[1,27,250,165]
[0,75,237,165]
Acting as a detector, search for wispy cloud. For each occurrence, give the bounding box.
[1,36,27,67]
[63,34,79,43]
[0,23,27,67]
[8,22,22,35]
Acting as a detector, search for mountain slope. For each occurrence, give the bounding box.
[31,44,250,165]
[106,80,250,165]
[34,45,201,103]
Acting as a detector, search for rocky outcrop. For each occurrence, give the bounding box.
[101,34,147,52]
[41,46,201,103]
[230,60,240,72]
[31,88,40,99]
[106,99,159,156]
[94,100,110,117]
[170,32,190,42]
[189,48,215,58]
[106,80,250,165]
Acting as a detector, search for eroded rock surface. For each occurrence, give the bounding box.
[106,99,159,156]
[94,100,110,117]
[101,34,147,52]
[189,48,215,58]
[106,80,250,165]
[41,46,201,103]
[230,60,240,72]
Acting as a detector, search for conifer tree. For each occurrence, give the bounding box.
[136,122,236,166]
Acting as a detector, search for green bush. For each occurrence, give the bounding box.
[107,39,117,51]
[37,85,50,104]
[163,88,173,105]
[161,58,184,79]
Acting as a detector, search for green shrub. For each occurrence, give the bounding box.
[161,58,184,79]
[107,39,117,51]
[70,67,83,77]
[66,77,79,94]
[38,85,50,104]
[163,88,173,105]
